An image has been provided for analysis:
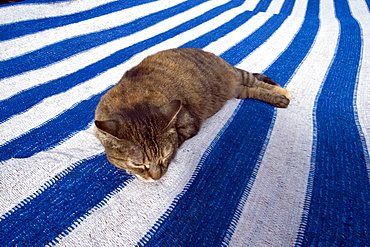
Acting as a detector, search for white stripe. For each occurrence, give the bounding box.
[0,0,186,61]
[0,0,234,144]
[0,125,104,216]
[0,0,255,220]
[241,0,263,10]
[52,0,294,244]
[55,102,241,247]
[1,0,368,246]
[203,0,293,56]
[134,1,274,63]
[0,63,123,146]
[348,0,370,178]
[238,0,307,72]
[0,0,119,25]
[265,0,286,14]
[0,0,263,146]
[227,0,340,245]
[204,12,273,54]
[0,0,227,101]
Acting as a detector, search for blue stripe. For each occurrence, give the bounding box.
[0,0,243,124]
[253,0,274,12]
[365,0,370,11]
[0,62,109,124]
[181,0,286,50]
[300,0,370,245]
[6,0,76,4]
[0,0,246,157]
[139,102,277,247]
[180,10,255,49]
[220,14,286,64]
[0,1,253,245]
[220,0,296,65]
[0,0,368,246]
[0,0,248,124]
[0,0,210,79]
[0,91,108,163]
[263,1,319,83]
[0,0,156,41]
[0,154,134,246]
[136,0,324,245]
[0,0,246,162]
[224,0,320,243]
[276,0,296,15]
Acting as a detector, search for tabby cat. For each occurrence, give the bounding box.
[95,48,291,181]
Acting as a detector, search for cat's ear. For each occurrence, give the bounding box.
[95,120,120,138]
[160,100,182,129]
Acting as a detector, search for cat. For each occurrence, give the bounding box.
[94,48,291,181]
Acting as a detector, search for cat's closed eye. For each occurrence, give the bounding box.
[132,162,143,167]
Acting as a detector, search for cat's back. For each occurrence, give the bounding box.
[96,48,239,120]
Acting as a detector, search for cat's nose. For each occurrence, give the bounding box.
[148,165,162,180]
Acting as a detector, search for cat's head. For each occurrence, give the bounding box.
[94,100,182,181]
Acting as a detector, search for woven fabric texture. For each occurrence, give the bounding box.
[1,0,370,246]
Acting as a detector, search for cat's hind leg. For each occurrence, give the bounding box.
[234,69,292,108]
[251,73,292,100]
[237,87,290,108]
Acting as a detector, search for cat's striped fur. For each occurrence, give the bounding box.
[95,48,291,181]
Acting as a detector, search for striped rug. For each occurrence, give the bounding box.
[1,0,369,246]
